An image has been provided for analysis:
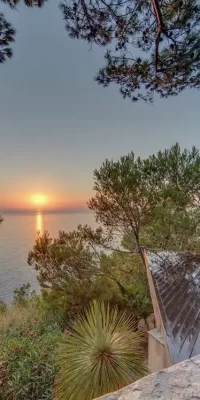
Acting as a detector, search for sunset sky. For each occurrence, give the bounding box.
[1,1,200,212]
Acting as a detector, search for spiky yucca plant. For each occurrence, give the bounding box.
[55,301,148,400]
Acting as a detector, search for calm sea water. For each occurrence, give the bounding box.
[0,212,95,303]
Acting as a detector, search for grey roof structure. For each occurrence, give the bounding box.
[146,251,200,364]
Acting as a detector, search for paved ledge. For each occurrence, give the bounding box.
[96,355,200,400]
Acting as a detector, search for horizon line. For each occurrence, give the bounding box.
[0,207,90,215]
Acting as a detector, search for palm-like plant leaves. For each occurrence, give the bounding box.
[55,301,148,400]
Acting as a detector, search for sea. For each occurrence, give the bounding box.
[0,212,95,303]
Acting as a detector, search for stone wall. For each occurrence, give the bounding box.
[96,355,200,400]
[148,328,171,372]
[138,313,155,332]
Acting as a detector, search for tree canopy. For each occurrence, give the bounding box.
[1,0,200,102]
[60,0,200,102]
[86,143,200,255]
[28,229,132,298]
[28,230,97,289]
[28,230,153,317]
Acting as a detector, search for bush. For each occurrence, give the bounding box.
[28,230,153,320]
[125,279,153,317]
[0,299,7,314]
[0,330,61,399]
[13,283,36,307]
[0,295,63,400]
[101,252,153,317]
[42,276,126,323]
[42,252,153,322]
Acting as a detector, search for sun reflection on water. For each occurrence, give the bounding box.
[36,212,43,234]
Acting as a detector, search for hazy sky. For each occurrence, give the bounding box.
[1,1,200,210]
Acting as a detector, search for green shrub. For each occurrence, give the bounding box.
[101,252,153,317]
[28,229,153,320]
[125,279,153,317]
[42,276,126,323]
[13,283,36,307]
[41,251,153,323]
[0,298,63,337]
[0,296,63,400]
[0,299,7,313]
[1,330,61,399]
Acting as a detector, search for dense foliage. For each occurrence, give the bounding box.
[42,274,127,322]
[0,287,148,399]
[101,252,152,316]
[60,0,200,102]
[55,301,148,400]
[5,143,200,398]
[0,287,63,400]
[28,232,152,319]
[28,231,98,290]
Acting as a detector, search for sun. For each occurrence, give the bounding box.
[31,194,47,207]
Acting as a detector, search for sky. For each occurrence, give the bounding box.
[0,1,200,211]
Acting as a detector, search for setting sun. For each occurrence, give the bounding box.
[31,194,48,207]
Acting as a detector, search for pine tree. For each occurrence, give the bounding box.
[60,0,200,102]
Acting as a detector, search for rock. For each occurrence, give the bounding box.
[147,322,155,330]
[146,313,155,331]
[96,355,200,400]
[146,313,155,323]
[146,313,155,325]
[138,318,147,332]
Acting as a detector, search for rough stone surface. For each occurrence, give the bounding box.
[96,355,200,400]
[138,318,147,332]
[146,321,155,331]
[146,313,155,331]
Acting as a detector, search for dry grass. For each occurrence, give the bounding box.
[0,303,38,335]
